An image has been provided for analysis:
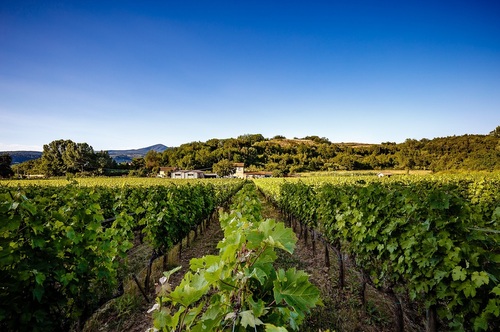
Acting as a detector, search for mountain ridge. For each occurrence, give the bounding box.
[1,144,169,164]
[107,144,168,163]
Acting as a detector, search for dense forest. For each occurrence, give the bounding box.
[154,130,500,175]
[2,127,500,178]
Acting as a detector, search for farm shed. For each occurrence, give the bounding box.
[171,170,205,179]
[233,163,245,178]
[232,162,273,179]
[158,167,177,178]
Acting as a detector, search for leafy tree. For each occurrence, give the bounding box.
[128,168,148,177]
[130,157,145,170]
[94,151,116,174]
[144,150,161,170]
[303,135,331,144]
[11,159,43,177]
[63,142,95,173]
[0,153,14,178]
[237,133,266,145]
[41,139,72,176]
[212,159,235,177]
[272,168,289,177]
[490,126,500,138]
[41,139,97,176]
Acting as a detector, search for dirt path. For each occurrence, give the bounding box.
[258,192,397,332]
[84,215,225,332]
[133,216,225,332]
[87,189,403,331]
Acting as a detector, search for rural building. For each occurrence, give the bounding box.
[234,163,245,178]
[158,167,177,178]
[233,163,272,179]
[171,170,205,179]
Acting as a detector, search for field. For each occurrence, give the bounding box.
[1,176,238,187]
[299,169,433,177]
[1,172,499,331]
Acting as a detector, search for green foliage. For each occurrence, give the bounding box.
[0,153,14,178]
[212,159,236,177]
[255,174,500,331]
[159,132,500,174]
[489,126,500,138]
[151,184,321,331]
[0,179,244,331]
[39,139,117,176]
[13,130,500,176]
[0,185,133,330]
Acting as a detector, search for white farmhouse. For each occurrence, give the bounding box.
[171,170,205,179]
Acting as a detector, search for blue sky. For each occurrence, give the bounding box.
[1,1,499,151]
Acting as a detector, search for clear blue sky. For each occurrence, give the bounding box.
[1,0,499,151]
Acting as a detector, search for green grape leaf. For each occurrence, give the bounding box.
[265,323,288,331]
[239,310,264,328]
[452,266,467,281]
[471,271,489,288]
[273,268,320,313]
[473,315,488,331]
[33,285,44,302]
[260,219,296,254]
[169,272,209,307]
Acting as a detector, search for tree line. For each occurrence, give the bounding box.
[144,128,500,175]
[4,139,119,177]
[2,127,499,178]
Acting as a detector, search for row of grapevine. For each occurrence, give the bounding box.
[255,175,500,331]
[0,179,244,331]
[2,176,244,188]
[149,183,321,331]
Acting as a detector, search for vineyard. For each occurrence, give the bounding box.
[255,174,500,331]
[149,183,320,331]
[0,178,244,331]
[1,174,499,331]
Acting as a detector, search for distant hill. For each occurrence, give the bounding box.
[0,151,43,164]
[107,144,168,163]
[1,144,168,165]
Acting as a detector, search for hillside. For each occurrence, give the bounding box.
[107,144,168,163]
[160,133,500,173]
[0,151,43,164]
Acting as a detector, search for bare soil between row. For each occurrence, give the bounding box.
[85,191,417,331]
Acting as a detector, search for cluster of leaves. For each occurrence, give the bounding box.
[0,185,134,331]
[150,183,321,331]
[121,180,245,253]
[131,183,235,253]
[0,179,244,331]
[255,175,500,331]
